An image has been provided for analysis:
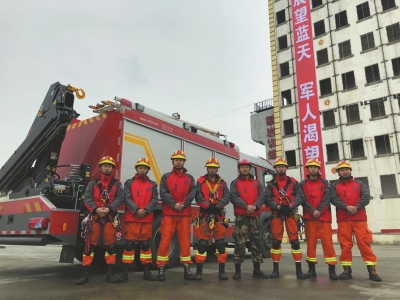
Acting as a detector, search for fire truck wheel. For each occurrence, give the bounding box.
[261,221,272,258]
[150,214,180,269]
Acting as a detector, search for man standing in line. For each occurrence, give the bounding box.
[76,156,124,285]
[330,160,381,281]
[299,158,338,280]
[156,150,197,281]
[230,157,269,280]
[264,157,306,279]
[119,157,158,282]
[194,158,230,280]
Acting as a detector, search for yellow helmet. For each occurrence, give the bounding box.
[135,157,151,169]
[336,159,352,170]
[171,150,186,160]
[99,156,116,168]
[205,158,220,168]
[305,158,321,168]
[273,157,289,167]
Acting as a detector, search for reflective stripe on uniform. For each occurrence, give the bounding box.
[291,249,302,254]
[306,256,317,262]
[340,261,352,266]
[324,257,337,263]
[180,256,192,262]
[122,254,135,261]
[365,261,377,266]
[157,256,169,261]
[140,253,152,259]
[270,249,282,254]
[195,250,207,257]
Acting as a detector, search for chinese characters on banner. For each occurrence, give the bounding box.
[266,115,277,162]
[291,0,326,177]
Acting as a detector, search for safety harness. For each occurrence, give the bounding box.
[272,177,295,219]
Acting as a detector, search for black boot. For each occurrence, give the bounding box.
[118,264,129,282]
[305,262,317,278]
[328,264,339,280]
[270,262,279,278]
[142,264,156,281]
[106,264,119,283]
[218,264,228,280]
[194,264,203,280]
[253,262,269,279]
[367,266,382,282]
[76,266,90,285]
[339,266,352,280]
[183,264,195,280]
[295,262,306,279]
[232,263,241,280]
[157,266,165,281]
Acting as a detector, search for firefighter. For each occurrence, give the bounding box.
[330,160,382,282]
[230,158,269,280]
[156,150,197,281]
[264,157,306,279]
[76,156,124,285]
[299,158,338,280]
[118,158,158,282]
[194,158,230,280]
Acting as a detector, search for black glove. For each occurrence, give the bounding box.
[278,205,292,216]
[208,204,218,214]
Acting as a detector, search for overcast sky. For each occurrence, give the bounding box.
[0,0,272,168]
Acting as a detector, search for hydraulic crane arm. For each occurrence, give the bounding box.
[0,82,80,198]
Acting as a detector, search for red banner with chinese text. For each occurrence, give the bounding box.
[291,0,325,178]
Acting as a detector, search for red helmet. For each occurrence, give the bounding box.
[205,157,220,168]
[273,157,289,167]
[336,159,352,170]
[99,156,116,167]
[171,150,186,160]
[238,158,251,167]
[305,158,321,168]
[135,157,151,169]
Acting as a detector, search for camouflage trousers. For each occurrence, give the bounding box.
[233,215,263,263]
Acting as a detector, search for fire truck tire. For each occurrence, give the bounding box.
[261,221,272,258]
[150,214,180,269]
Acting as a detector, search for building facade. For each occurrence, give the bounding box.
[253,0,400,243]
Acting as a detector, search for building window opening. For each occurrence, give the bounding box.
[312,0,323,8]
[350,139,365,158]
[283,119,294,136]
[323,109,336,127]
[319,78,332,96]
[382,0,396,11]
[365,64,381,83]
[392,57,400,76]
[281,90,292,106]
[370,99,386,118]
[280,62,290,78]
[314,20,326,37]
[375,134,392,155]
[361,32,375,51]
[386,23,400,43]
[285,150,296,167]
[357,2,371,20]
[335,11,348,29]
[326,143,340,162]
[317,48,329,65]
[278,35,288,50]
[356,177,370,188]
[342,71,356,90]
[338,40,352,59]
[380,174,398,196]
[276,9,286,25]
[346,104,361,123]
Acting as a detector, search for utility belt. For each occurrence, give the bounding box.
[81,213,122,240]
[194,213,229,229]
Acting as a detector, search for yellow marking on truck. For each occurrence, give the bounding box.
[124,133,161,185]
[102,113,107,119]
[67,125,71,131]
[96,115,101,121]
[78,121,83,127]
[89,118,94,123]
[0,206,2,212]
[83,120,88,125]
[72,123,77,129]
[25,203,32,213]
[34,202,41,212]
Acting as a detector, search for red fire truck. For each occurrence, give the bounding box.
[0,82,274,269]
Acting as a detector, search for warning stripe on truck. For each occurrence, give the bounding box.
[0,230,48,235]
[0,199,51,215]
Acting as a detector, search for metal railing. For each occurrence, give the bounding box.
[253,98,274,113]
